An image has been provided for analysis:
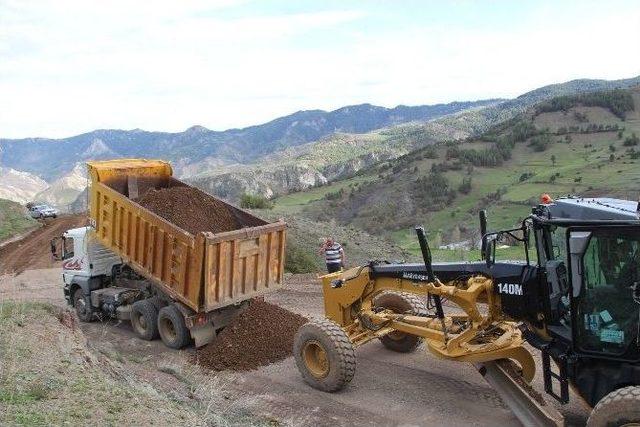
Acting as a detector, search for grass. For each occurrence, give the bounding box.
[270,88,640,257]
[0,199,38,242]
[272,175,372,213]
[0,301,269,426]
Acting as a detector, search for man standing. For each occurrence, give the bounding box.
[320,237,345,273]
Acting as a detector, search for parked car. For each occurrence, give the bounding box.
[29,204,58,219]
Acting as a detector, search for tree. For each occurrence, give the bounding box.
[458,177,472,194]
[623,133,639,147]
[609,153,615,162]
[609,144,616,152]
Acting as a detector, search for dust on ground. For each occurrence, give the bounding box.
[0,214,86,275]
[136,186,241,235]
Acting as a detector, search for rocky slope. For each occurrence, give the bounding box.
[0,99,499,181]
[34,163,87,210]
[0,167,48,204]
[188,76,640,201]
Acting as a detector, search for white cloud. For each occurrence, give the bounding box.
[0,1,639,138]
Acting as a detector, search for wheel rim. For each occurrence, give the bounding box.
[302,340,330,378]
[76,296,86,316]
[133,311,147,332]
[160,317,177,341]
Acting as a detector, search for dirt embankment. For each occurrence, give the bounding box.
[193,299,308,371]
[0,214,86,275]
[136,187,240,235]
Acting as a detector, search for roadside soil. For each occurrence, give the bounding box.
[0,214,86,275]
[0,267,591,426]
[0,217,589,426]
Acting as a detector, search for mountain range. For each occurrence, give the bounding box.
[0,99,500,182]
[1,74,639,209]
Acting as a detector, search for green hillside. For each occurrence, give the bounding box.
[0,199,38,242]
[271,87,640,258]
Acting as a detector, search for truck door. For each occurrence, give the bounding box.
[568,227,640,359]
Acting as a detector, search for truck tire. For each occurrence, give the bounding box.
[587,386,640,427]
[131,300,159,341]
[73,288,94,322]
[374,292,428,353]
[158,305,191,349]
[293,318,356,392]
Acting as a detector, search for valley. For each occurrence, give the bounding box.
[268,87,640,260]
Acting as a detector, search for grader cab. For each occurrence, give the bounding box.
[294,197,640,426]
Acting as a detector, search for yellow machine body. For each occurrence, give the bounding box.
[320,266,535,382]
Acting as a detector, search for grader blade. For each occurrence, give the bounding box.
[475,361,564,427]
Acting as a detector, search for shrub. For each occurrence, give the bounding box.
[324,188,345,201]
[529,133,552,152]
[623,133,639,147]
[458,177,472,194]
[285,241,318,273]
[239,193,273,209]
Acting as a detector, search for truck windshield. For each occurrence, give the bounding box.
[576,228,640,357]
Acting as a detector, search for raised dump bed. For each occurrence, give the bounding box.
[87,159,286,315]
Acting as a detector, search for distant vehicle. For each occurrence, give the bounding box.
[29,204,58,219]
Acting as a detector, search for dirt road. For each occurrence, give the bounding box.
[0,214,86,275]
[0,268,590,426]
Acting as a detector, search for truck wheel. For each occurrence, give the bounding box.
[73,288,93,322]
[293,319,356,392]
[131,300,159,341]
[587,386,640,427]
[374,292,428,353]
[158,305,191,349]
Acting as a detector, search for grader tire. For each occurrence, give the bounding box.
[374,292,427,353]
[294,319,356,392]
[587,386,640,427]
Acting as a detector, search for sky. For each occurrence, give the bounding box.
[1,0,639,139]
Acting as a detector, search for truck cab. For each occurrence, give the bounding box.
[52,226,122,306]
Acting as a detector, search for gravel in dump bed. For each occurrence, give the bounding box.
[192,299,308,371]
[136,186,240,235]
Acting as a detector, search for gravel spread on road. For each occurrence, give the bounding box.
[192,299,308,371]
[136,187,240,235]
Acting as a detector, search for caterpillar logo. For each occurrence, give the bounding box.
[497,283,523,296]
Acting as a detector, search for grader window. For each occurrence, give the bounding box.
[576,229,640,356]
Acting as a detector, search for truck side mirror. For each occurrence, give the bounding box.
[50,237,61,261]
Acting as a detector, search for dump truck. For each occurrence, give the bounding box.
[294,196,640,426]
[52,159,286,349]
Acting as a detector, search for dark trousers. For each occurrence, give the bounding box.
[326,262,342,273]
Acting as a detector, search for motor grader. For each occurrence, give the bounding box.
[293,196,640,426]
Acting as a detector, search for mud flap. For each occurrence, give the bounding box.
[475,361,565,427]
